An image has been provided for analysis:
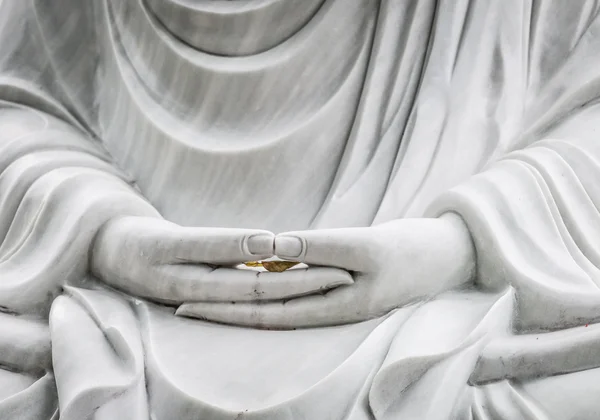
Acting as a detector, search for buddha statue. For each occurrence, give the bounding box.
[1,0,600,418]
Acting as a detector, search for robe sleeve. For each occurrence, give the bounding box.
[0,5,159,417]
[370,4,600,418]
[0,0,162,317]
[427,114,600,333]
[370,79,600,420]
[420,1,600,333]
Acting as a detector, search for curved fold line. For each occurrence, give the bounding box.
[506,382,551,420]
[0,170,143,264]
[113,0,351,69]
[52,294,146,419]
[532,139,600,211]
[391,341,485,420]
[0,165,103,261]
[377,0,442,187]
[381,0,434,129]
[30,4,96,137]
[0,129,111,174]
[518,158,600,287]
[0,372,57,420]
[0,105,49,139]
[569,3,600,55]
[489,381,549,419]
[427,162,600,331]
[63,287,143,375]
[321,0,435,204]
[524,161,600,284]
[519,77,600,149]
[509,147,600,270]
[380,36,427,141]
[391,100,449,217]
[470,322,600,384]
[0,150,125,245]
[152,0,304,14]
[0,169,157,315]
[139,304,411,416]
[459,160,596,292]
[144,0,326,56]
[0,159,128,261]
[0,78,88,135]
[0,312,51,375]
[368,289,513,414]
[450,0,475,77]
[102,0,372,151]
[525,0,539,90]
[0,180,47,261]
[528,6,599,94]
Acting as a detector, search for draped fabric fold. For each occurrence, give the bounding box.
[369,289,514,418]
[423,104,600,418]
[1,0,600,419]
[428,128,600,332]
[50,287,148,419]
[0,104,158,317]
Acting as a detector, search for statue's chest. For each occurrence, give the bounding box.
[98,0,376,231]
[131,130,349,232]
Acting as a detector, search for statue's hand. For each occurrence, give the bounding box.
[91,216,352,305]
[177,213,476,328]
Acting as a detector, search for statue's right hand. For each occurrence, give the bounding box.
[91,217,352,305]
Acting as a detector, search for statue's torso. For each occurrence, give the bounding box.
[96,0,378,232]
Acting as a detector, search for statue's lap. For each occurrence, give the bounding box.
[4,285,600,419]
[50,286,407,419]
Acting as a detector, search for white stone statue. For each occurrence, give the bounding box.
[1,0,600,418]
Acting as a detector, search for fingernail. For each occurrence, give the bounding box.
[247,234,274,256]
[275,236,303,259]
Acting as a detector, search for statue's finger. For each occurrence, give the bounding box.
[96,217,275,265]
[130,220,276,264]
[155,265,353,303]
[162,227,275,265]
[100,262,352,305]
[176,286,360,328]
[274,227,377,272]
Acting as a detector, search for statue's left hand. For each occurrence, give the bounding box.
[91,217,353,305]
[177,213,476,328]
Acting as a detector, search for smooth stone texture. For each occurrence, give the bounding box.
[0,370,37,401]
[1,0,600,418]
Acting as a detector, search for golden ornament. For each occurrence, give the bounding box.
[244,261,300,272]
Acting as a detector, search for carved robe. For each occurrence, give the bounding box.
[1,0,600,418]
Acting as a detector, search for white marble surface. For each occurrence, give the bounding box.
[1,0,600,419]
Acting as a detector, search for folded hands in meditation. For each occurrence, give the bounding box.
[92,213,476,328]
